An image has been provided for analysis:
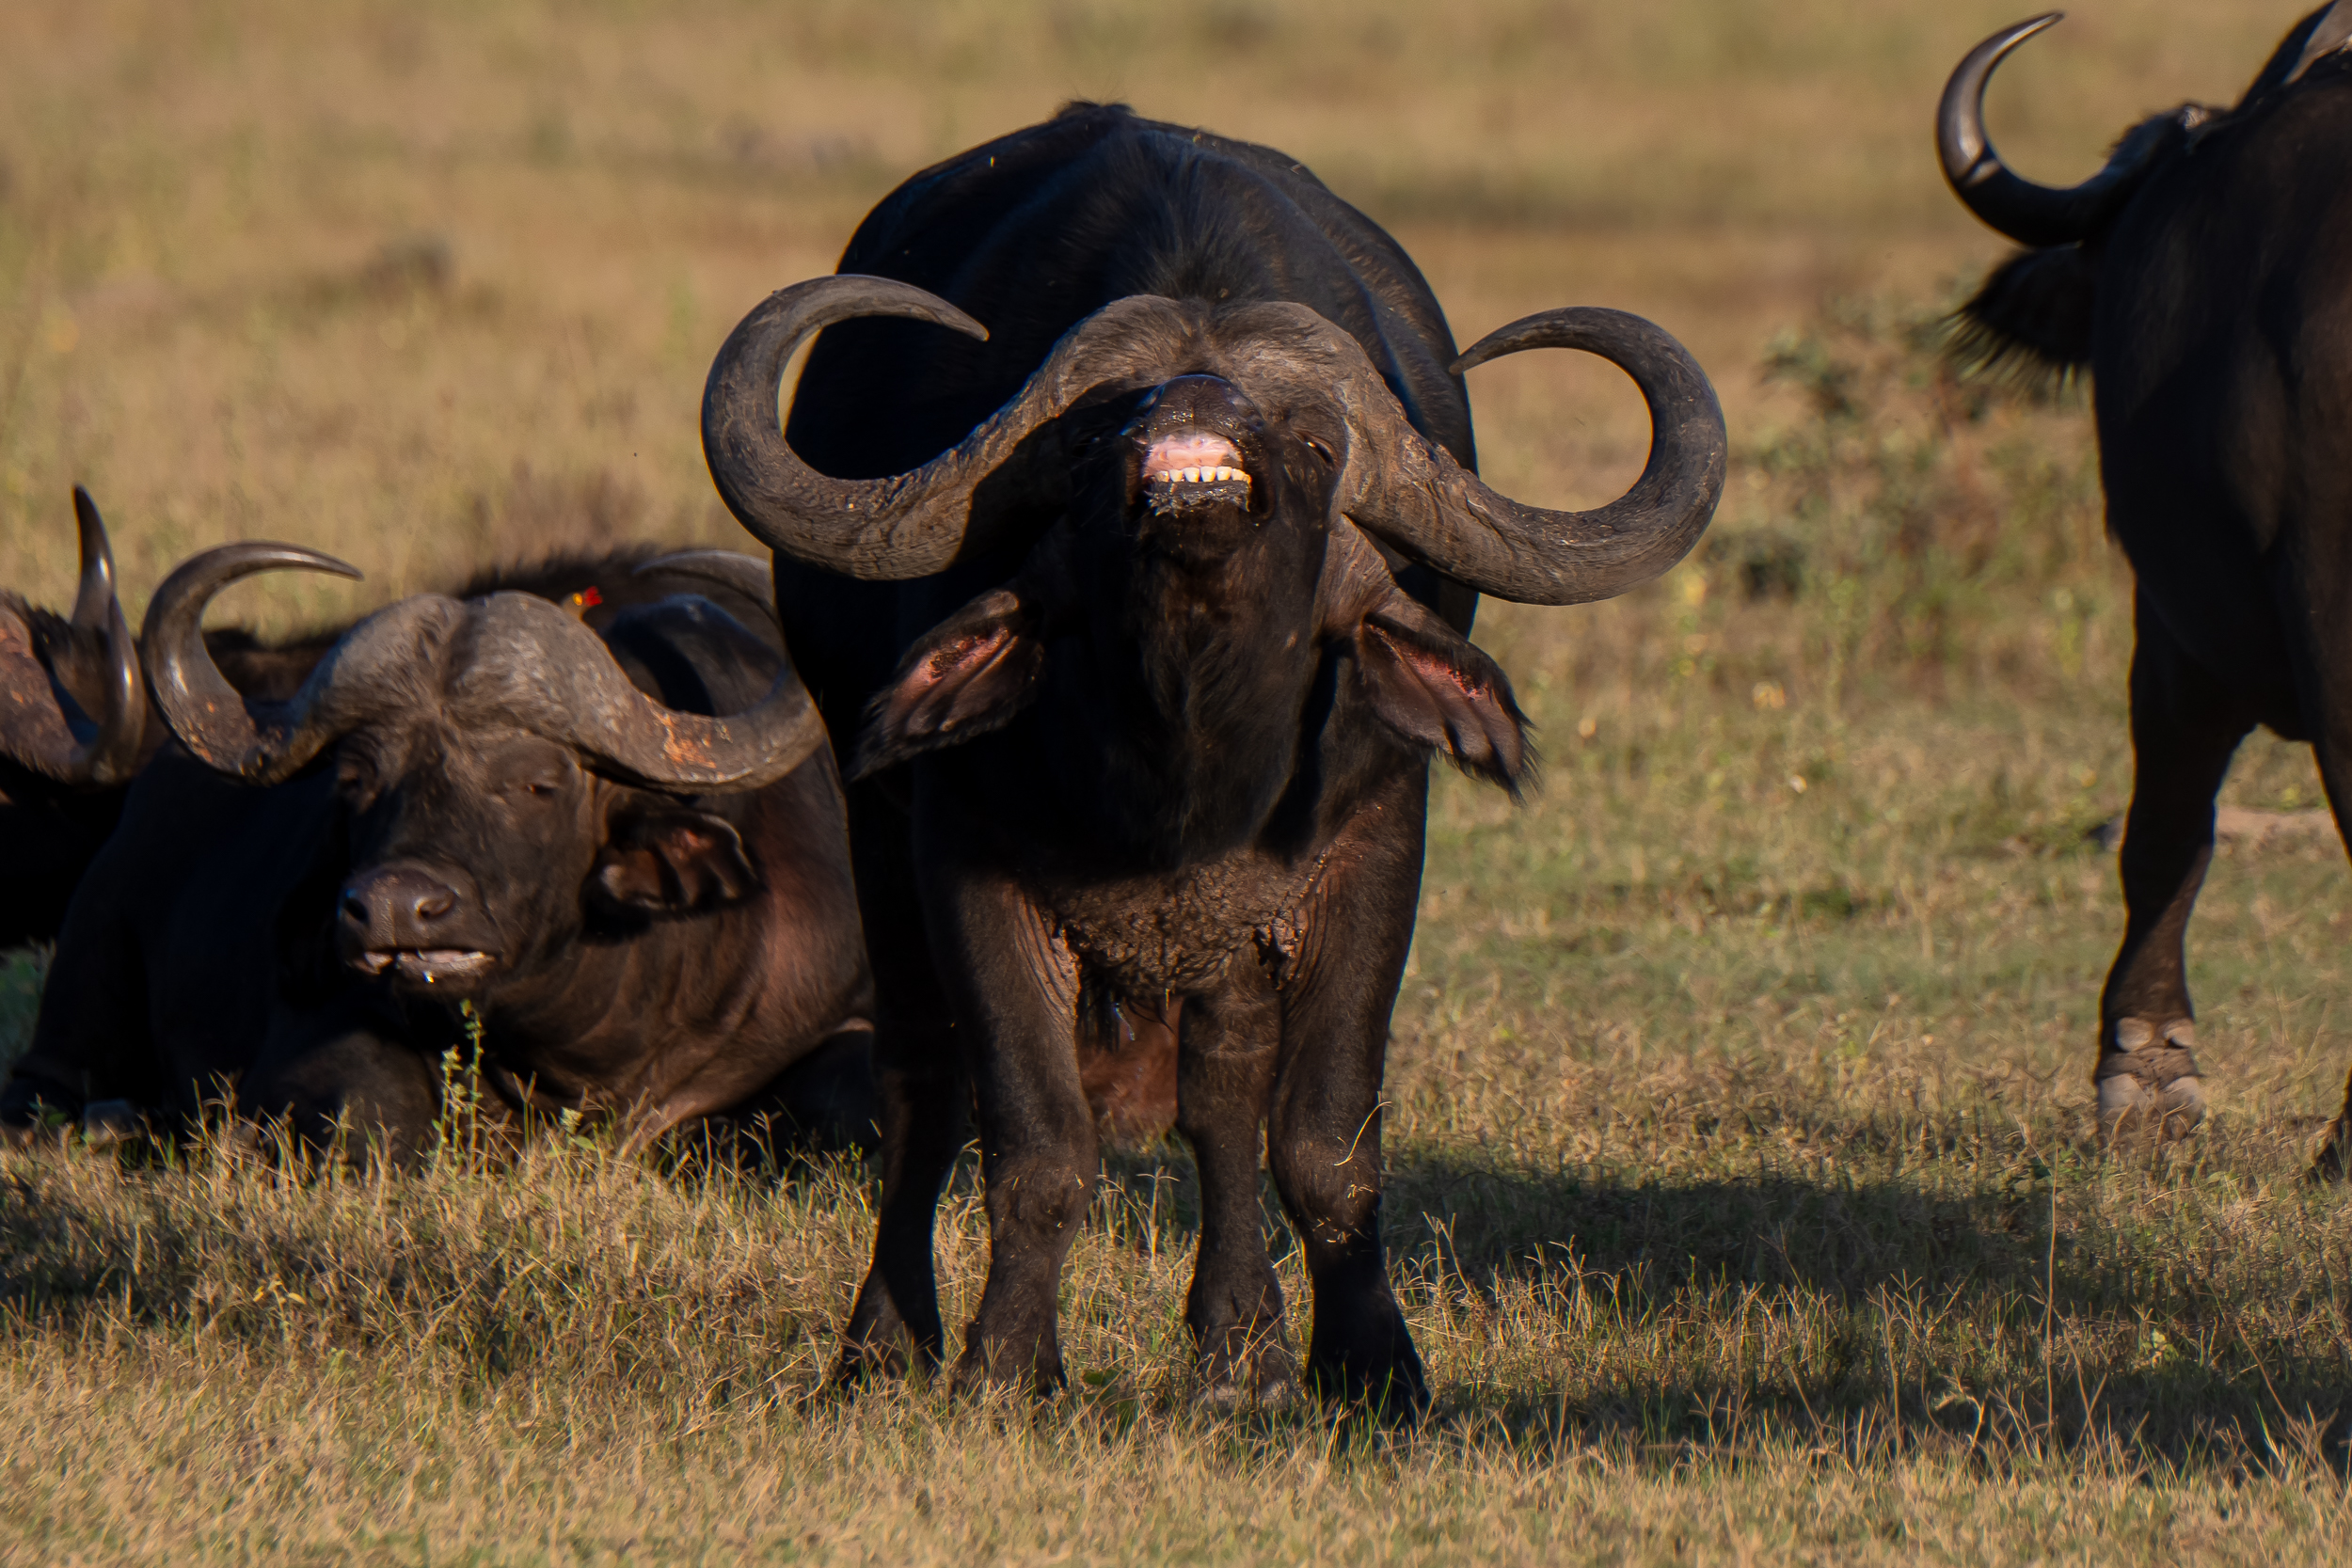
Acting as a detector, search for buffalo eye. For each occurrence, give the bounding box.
[1300,434,1337,467]
[507,768,570,803]
[334,750,380,800]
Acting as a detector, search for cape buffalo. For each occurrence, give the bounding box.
[1938,6,2352,1153]
[2,490,147,950]
[701,103,1725,1409]
[0,490,780,952]
[3,542,877,1159]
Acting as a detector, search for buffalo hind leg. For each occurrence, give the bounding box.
[1175,958,1295,1408]
[834,1019,966,1380]
[2098,596,2252,1138]
[1266,776,1430,1417]
[2295,664,2352,1176]
[834,793,966,1383]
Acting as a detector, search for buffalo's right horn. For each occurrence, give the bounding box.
[0,488,145,786]
[1939,14,2174,247]
[704,276,1193,578]
[142,541,366,783]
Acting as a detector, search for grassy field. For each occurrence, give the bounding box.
[8,0,2352,1560]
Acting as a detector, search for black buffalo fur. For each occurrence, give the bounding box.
[1947,6,2352,388]
[0,547,779,950]
[763,103,1557,1416]
[1936,6,2352,1163]
[5,592,875,1161]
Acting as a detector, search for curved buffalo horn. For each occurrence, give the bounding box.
[1337,307,1725,606]
[440,591,827,792]
[66,487,142,784]
[704,276,1191,578]
[151,544,825,793]
[634,550,776,619]
[0,488,144,786]
[143,541,366,783]
[1939,14,2176,247]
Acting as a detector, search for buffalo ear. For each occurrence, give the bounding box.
[1949,245,2099,386]
[1354,610,1534,795]
[592,808,760,913]
[850,587,1042,780]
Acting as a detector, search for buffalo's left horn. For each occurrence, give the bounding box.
[0,488,145,786]
[443,591,826,792]
[1343,307,1725,606]
[1939,14,2174,247]
[143,541,367,783]
[704,276,1190,578]
[635,551,776,619]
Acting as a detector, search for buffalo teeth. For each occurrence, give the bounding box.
[1154,467,1250,486]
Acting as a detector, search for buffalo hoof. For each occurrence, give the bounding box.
[79,1100,148,1148]
[1196,1327,1298,1413]
[947,1338,1065,1402]
[1306,1314,1429,1422]
[2095,1017,2205,1140]
[2311,1120,2352,1182]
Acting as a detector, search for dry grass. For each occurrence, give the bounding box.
[8,1,2352,1561]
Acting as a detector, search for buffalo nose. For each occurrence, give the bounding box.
[339,865,463,945]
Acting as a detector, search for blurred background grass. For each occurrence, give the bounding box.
[8,1,2352,1560]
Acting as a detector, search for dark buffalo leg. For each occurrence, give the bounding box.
[2287,578,2352,1177]
[1175,956,1294,1407]
[241,1002,443,1168]
[922,847,1092,1397]
[2097,593,2253,1137]
[834,793,967,1383]
[1266,774,1429,1415]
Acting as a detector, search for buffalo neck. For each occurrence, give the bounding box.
[1041,509,1328,869]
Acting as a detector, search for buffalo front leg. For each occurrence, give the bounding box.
[922,842,1095,1397]
[1266,776,1430,1417]
[241,1000,448,1168]
[2098,594,2252,1137]
[1174,959,1294,1408]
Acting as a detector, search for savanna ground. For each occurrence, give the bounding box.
[5,0,2352,1560]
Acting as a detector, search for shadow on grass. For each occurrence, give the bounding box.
[1090,1132,2352,1468]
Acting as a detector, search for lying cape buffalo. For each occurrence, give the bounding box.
[1939,6,2352,1155]
[702,103,1725,1408]
[3,542,878,1159]
[0,490,780,954]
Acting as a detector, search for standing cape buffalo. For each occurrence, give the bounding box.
[3,542,877,1159]
[701,103,1726,1408]
[1939,6,2352,1152]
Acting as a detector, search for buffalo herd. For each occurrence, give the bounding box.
[3,6,2351,1411]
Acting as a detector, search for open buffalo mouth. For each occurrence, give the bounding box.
[1140,433,1252,510]
[352,948,500,985]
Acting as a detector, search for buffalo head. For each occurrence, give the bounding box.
[141,544,824,999]
[701,283,1720,830]
[1939,6,2352,375]
[0,487,144,794]
[702,278,1724,607]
